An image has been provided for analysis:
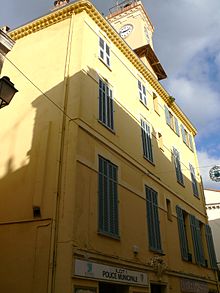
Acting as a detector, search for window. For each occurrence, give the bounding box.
[189,215,205,266]
[181,124,194,151]
[176,206,190,261]
[99,79,114,130]
[189,163,199,197]
[138,80,147,106]
[141,119,153,163]
[205,224,217,269]
[99,37,110,67]
[164,105,180,136]
[158,132,163,150]
[98,156,119,237]
[166,199,172,221]
[173,147,184,185]
[153,93,159,114]
[145,186,162,252]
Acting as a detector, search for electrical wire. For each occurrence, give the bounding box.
[4,55,218,177]
[5,55,73,121]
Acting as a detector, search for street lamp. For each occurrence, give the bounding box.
[0,76,18,108]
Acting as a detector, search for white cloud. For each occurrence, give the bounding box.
[145,0,220,74]
[198,150,220,189]
[166,77,220,139]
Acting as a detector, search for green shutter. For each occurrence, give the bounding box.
[189,134,194,151]
[98,156,119,237]
[189,164,199,197]
[146,186,162,252]
[174,116,180,136]
[99,79,114,130]
[176,206,189,260]
[141,120,153,163]
[181,125,187,143]
[205,224,217,269]
[173,147,184,185]
[190,215,205,266]
[164,105,170,125]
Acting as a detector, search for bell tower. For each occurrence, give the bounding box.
[107,0,167,80]
[107,0,154,50]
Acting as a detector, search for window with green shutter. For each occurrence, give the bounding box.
[174,116,180,136]
[164,105,171,126]
[99,79,114,130]
[181,124,194,152]
[176,206,189,261]
[173,147,184,185]
[164,105,180,136]
[189,215,205,266]
[99,37,110,67]
[181,125,187,144]
[141,119,154,163]
[205,224,217,269]
[98,156,119,238]
[138,80,147,106]
[188,134,194,151]
[145,186,162,252]
[189,164,199,197]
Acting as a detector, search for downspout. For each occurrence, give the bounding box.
[48,12,75,293]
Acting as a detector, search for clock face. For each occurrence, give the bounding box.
[119,24,133,38]
[209,165,220,182]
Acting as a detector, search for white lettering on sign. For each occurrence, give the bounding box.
[74,259,148,286]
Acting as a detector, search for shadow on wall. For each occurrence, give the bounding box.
[0,67,205,292]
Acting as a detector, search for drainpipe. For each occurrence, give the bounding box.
[48,12,75,293]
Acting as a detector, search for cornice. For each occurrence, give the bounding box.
[107,1,154,32]
[9,0,196,135]
[206,204,220,210]
[0,30,15,55]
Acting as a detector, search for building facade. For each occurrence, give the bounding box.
[0,1,218,292]
[205,189,220,270]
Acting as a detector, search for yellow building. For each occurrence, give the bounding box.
[0,1,218,292]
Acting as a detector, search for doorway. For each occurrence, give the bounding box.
[150,284,166,293]
[99,282,129,293]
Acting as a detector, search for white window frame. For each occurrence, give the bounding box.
[138,80,147,106]
[99,37,110,67]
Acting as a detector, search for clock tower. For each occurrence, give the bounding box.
[107,0,167,80]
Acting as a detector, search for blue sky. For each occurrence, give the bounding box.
[1,0,220,189]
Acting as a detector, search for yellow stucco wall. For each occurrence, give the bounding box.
[0,1,218,293]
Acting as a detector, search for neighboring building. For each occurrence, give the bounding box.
[205,189,220,269]
[0,0,218,292]
[0,27,14,73]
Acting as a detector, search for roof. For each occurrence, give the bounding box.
[8,0,197,135]
[134,44,167,81]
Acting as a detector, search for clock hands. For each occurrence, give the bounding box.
[121,27,130,34]
[119,24,133,38]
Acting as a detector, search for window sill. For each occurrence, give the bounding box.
[98,120,115,134]
[150,249,165,255]
[154,109,160,116]
[183,141,194,152]
[177,181,185,187]
[139,99,149,109]
[99,57,112,71]
[98,231,120,241]
[167,123,180,137]
[143,155,155,166]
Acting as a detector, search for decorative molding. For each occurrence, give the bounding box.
[148,256,168,280]
[0,30,15,55]
[206,204,220,210]
[8,0,196,135]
